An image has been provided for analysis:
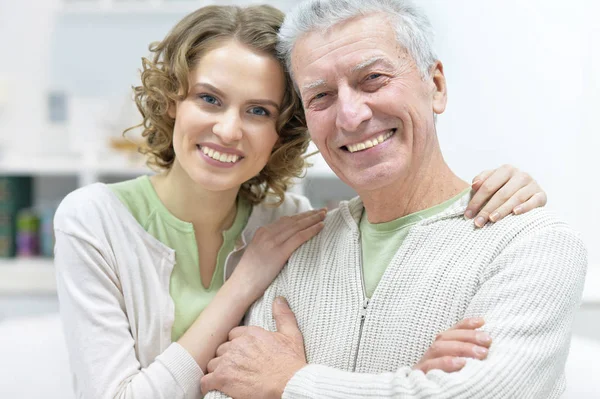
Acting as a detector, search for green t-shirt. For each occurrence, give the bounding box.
[109,175,251,341]
[360,188,469,298]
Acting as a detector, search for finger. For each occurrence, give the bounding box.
[289,208,327,220]
[486,183,539,223]
[448,317,485,331]
[206,356,221,373]
[228,326,249,341]
[471,169,494,188]
[272,297,304,345]
[424,340,489,361]
[216,341,231,357]
[275,210,326,244]
[465,166,512,220]
[200,374,219,396]
[473,174,531,227]
[415,357,466,374]
[514,191,547,215]
[268,209,325,235]
[435,330,492,348]
[280,221,325,256]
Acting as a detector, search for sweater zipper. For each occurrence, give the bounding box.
[353,233,369,372]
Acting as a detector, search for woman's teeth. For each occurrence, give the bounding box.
[347,129,395,153]
[199,146,240,163]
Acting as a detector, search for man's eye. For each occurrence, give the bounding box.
[199,94,219,105]
[366,73,382,81]
[313,93,327,101]
[249,107,270,117]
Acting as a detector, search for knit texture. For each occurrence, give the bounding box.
[205,192,587,399]
[54,183,312,399]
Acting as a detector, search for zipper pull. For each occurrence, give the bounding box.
[360,299,369,320]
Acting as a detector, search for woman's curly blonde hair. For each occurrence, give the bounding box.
[128,5,309,206]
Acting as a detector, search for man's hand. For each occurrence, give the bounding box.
[201,297,307,398]
[414,318,492,374]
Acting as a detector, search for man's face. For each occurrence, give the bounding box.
[292,13,447,193]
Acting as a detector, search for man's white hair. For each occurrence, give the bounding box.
[277,0,437,81]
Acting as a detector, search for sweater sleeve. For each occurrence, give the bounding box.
[203,251,293,399]
[282,226,587,399]
[54,227,203,399]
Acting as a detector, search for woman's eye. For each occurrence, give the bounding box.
[249,107,270,117]
[199,94,219,105]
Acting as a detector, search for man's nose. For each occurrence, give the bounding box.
[335,87,373,133]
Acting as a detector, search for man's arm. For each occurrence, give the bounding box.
[282,226,587,398]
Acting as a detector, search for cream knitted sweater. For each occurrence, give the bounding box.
[206,193,587,399]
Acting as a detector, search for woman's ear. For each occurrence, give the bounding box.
[167,101,177,119]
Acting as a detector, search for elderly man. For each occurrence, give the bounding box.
[202,0,587,398]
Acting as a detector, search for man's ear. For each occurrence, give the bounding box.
[430,61,447,115]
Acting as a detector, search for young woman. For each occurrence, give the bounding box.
[54,5,547,398]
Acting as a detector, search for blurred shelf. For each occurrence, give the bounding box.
[0,154,83,176]
[1,257,598,306]
[0,153,152,177]
[0,258,56,295]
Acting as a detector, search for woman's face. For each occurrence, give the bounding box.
[169,40,285,193]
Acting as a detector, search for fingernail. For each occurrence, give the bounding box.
[513,206,523,215]
[464,210,474,219]
[275,297,286,305]
[474,216,486,228]
[489,212,500,223]
[473,346,488,356]
[476,332,492,344]
[470,317,484,326]
[453,357,466,367]
[471,180,481,187]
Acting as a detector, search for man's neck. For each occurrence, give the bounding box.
[150,161,239,234]
[359,150,469,224]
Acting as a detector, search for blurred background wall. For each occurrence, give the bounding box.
[0,0,598,397]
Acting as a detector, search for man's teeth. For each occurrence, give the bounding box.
[347,130,395,153]
[200,146,240,163]
[347,130,394,153]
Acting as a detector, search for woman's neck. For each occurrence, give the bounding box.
[150,161,240,234]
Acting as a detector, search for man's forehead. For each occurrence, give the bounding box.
[291,17,398,75]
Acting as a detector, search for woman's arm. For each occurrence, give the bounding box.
[55,196,323,398]
[55,229,202,399]
[177,209,326,374]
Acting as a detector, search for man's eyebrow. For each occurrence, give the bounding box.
[302,79,327,92]
[351,56,395,73]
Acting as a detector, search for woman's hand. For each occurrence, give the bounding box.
[466,165,547,228]
[233,209,326,300]
[413,318,491,374]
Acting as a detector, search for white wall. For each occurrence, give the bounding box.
[0,0,598,269]
[420,0,599,269]
[0,0,61,152]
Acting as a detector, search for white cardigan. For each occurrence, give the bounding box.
[205,193,587,399]
[53,183,312,399]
